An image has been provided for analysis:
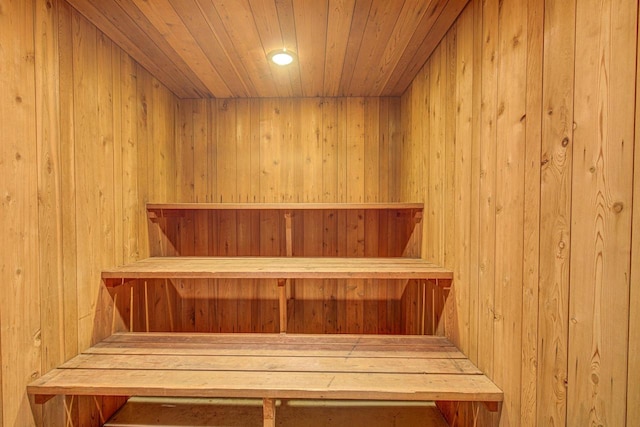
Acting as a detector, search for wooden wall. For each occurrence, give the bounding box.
[0,0,178,424]
[4,0,637,425]
[157,98,423,336]
[402,0,639,425]
[2,1,412,424]
[175,98,402,204]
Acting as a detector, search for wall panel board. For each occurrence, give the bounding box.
[402,0,638,425]
[521,0,543,424]
[628,4,640,421]
[35,0,67,423]
[0,0,40,425]
[537,0,575,424]
[492,0,527,423]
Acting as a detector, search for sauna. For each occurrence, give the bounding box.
[1,0,638,426]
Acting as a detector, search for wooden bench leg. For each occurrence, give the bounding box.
[263,398,276,427]
[278,279,287,333]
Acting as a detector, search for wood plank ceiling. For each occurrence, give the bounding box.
[66,0,468,98]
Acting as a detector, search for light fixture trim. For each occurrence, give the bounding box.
[268,48,297,66]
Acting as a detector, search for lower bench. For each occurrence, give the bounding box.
[28,333,502,426]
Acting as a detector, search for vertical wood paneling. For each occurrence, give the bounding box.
[453,7,473,356]
[443,27,456,272]
[177,99,195,202]
[94,29,117,341]
[216,99,238,202]
[302,99,323,202]
[236,99,252,202]
[73,11,103,347]
[10,3,179,423]
[113,44,124,269]
[426,46,444,264]
[260,99,281,202]
[629,5,640,421]
[116,52,144,263]
[57,0,80,366]
[388,97,402,203]
[521,0,543,424]
[346,98,366,203]
[0,0,40,424]
[406,75,422,203]
[378,98,390,202]
[568,1,636,425]
[492,0,527,424]
[467,0,482,368]
[537,0,575,424]
[322,98,338,202]
[477,0,498,394]
[35,0,66,423]
[403,0,639,425]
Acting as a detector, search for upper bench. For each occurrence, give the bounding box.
[102,256,453,286]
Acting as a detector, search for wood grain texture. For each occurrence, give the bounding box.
[629,4,640,422]
[67,0,204,98]
[521,0,543,424]
[0,3,180,424]
[35,0,66,424]
[102,256,452,282]
[568,0,636,425]
[453,7,473,357]
[537,0,575,424]
[29,333,502,404]
[6,0,640,425]
[0,0,40,424]
[57,0,81,376]
[148,203,422,211]
[476,0,498,393]
[170,97,409,333]
[63,0,467,97]
[402,0,640,425]
[492,1,527,424]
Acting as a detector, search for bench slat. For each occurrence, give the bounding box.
[102,257,453,283]
[61,353,481,375]
[147,202,424,211]
[29,368,501,402]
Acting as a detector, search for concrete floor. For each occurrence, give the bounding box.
[105,397,449,427]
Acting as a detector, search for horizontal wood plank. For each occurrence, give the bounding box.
[62,353,481,375]
[88,333,465,359]
[28,333,502,404]
[147,202,424,211]
[102,332,453,345]
[101,257,453,283]
[30,369,502,402]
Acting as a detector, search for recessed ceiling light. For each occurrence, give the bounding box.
[268,49,296,66]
